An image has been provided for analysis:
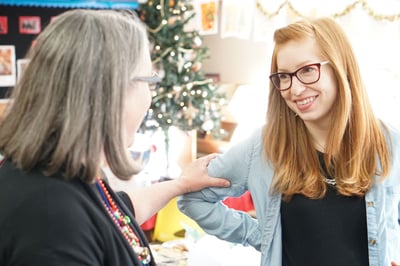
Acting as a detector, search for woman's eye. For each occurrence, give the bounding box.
[279,73,290,80]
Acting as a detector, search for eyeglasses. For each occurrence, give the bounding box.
[269,61,329,91]
[133,72,162,91]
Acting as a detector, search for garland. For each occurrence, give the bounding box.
[256,0,400,22]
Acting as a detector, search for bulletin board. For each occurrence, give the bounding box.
[0,1,139,98]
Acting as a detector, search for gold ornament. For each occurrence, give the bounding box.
[192,62,202,72]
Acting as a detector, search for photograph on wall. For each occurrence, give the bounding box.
[196,0,219,35]
[19,16,41,34]
[17,59,30,82]
[0,16,8,34]
[220,0,239,38]
[220,0,254,39]
[0,45,16,87]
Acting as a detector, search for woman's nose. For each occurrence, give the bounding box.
[290,77,306,96]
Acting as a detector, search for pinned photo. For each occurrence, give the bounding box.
[0,45,16,87]
[19,16,41,34]
[198,0,219,35]
[0,16,8,34]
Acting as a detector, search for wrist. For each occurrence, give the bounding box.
[174,176,190,194]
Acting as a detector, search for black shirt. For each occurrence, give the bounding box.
[0,159,155,266]
[280,154,369,266]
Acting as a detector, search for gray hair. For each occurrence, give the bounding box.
[0,9,149,182]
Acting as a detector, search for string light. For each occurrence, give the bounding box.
[139,0,227,138]
[256,0,400,22]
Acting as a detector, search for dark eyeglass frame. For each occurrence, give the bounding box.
[269,61,329,91]
[133,72,162,91]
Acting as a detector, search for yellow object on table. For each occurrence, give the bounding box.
[152,197,204,243]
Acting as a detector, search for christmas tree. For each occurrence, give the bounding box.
[138,0,226,137]
[138,0,226,176]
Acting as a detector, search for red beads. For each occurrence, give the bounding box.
[96,178,151,264]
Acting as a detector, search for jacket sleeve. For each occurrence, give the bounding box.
[178,128,262,250]
[385,123,400,227]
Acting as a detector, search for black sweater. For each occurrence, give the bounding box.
[0,159,156,266]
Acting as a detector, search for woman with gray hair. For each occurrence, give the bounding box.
[0,9,229,265]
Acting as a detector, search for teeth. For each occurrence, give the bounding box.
[297,97,314,105]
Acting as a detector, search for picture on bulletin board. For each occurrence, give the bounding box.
[50,16,58,23]
[19,16,41,34]
[0,16,8,34]
[0,45,16,87]
[17,59,30,82]
[197,0,219,35]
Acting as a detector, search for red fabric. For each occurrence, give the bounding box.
[222,190,254,212]
[140,214,157,231]
[140,191,255,231]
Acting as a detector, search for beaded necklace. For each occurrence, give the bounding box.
[96,178,151,265]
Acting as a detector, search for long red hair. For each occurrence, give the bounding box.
[263,17,390,200]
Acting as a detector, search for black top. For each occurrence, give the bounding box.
[280,153,369,266]
[0,159,155,266]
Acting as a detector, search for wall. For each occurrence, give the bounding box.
[201,34,271,85]
[0,5,71,98]
[200,35,271,147]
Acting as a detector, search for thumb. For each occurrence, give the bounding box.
[209,177,230,188]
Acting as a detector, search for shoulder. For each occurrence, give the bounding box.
[380,122,400,145]
[224,126,264,156]
[208,126,266,183]
[375,122,400,187]
[0,167,104,264]
[381,123,400,163]
[7,172,101,232]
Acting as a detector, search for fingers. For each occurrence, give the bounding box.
[210,177,230,188]
[391,262,399,266]
[201,153,218,160]
[199,153,218,166]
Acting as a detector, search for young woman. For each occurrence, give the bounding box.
[178,17,400,266]
[0,9,229,265]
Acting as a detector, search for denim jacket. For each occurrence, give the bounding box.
[178,125,400,266]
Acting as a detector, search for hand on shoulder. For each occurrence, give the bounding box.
[177,153,230,194]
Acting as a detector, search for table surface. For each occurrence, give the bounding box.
[150,243,188,266]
